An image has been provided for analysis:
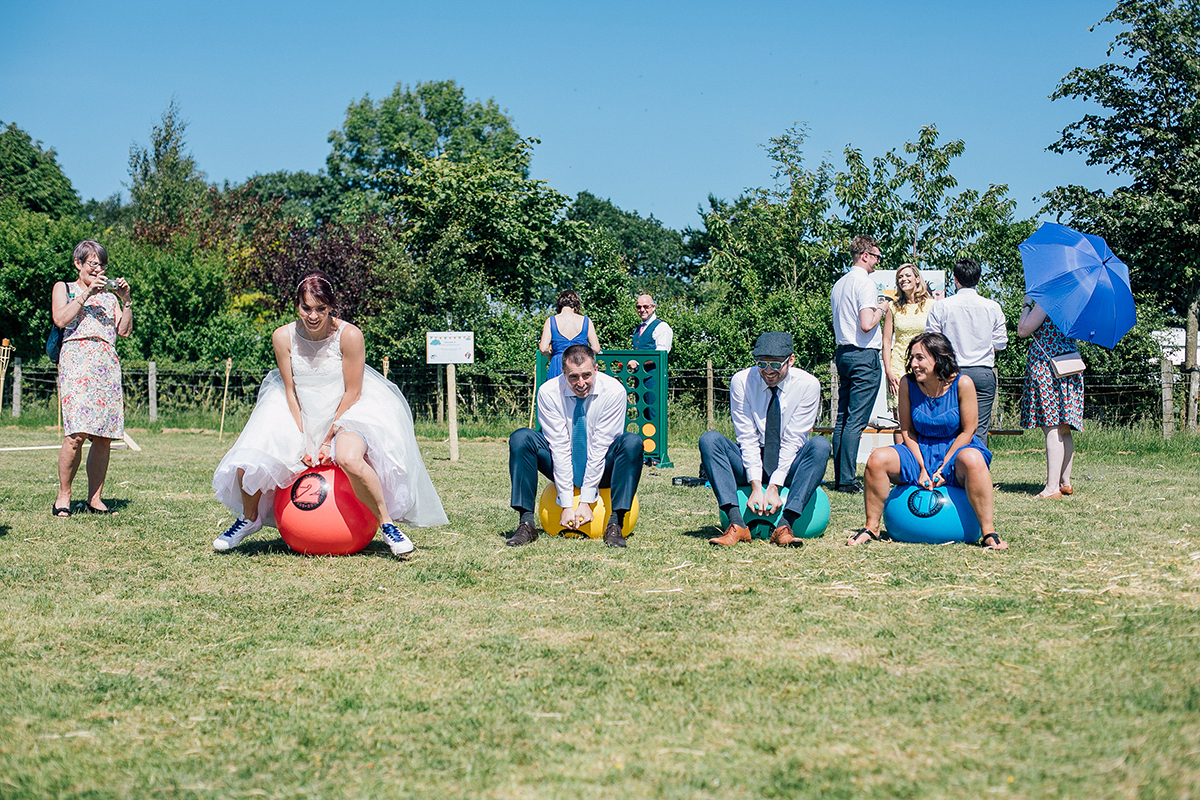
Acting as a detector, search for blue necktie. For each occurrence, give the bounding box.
[571,396,588,487]
[764,386,781,476]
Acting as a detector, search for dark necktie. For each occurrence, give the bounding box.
[764,386,781,476]
[571,396,588,487]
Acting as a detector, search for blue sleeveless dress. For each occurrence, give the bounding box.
[891,375,992,488]
[547,316,591,378]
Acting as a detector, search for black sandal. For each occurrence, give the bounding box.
[51,504,72,518]
[81,503,117,515]
[981,532,1007,550]
[845,527,881,546]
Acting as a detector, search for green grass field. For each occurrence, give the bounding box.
[1,423,1198,798]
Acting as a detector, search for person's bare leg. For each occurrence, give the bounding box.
[1038,425,1065,497]
[85,437,112,511]
[1059,426,1074,489]
[334,433,391,525]
[236,468,262,521]
[958,450,1006,549]
[55,434,86,513]
[849,447,899,545]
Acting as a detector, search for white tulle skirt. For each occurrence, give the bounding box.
[212,366,448,528]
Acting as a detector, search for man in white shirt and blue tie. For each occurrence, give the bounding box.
[507,344,644,548]
[699,332,831,547]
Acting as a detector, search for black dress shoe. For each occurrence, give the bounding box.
[506,521,539,547]
[602,523,627,548]
[833,482,864,494]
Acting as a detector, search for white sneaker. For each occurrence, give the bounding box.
[213,516,263,551]
[380,522,414,556]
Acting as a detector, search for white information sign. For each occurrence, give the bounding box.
[426,331,475,364]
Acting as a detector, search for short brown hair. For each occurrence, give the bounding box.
[849,235,878,260]
[555,290,582,314]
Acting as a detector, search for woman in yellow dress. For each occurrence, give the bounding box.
[881,263,932,424]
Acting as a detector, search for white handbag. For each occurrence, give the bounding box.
[1033,337,1085,378]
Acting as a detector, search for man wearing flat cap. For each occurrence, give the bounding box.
[698,332,831,547]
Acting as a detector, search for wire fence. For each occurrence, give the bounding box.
[0,360,1192,432]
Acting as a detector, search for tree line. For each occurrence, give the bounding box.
[0,0,1193,422]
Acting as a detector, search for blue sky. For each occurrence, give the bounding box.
[1,0,1122,230]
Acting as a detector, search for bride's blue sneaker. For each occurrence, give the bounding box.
[380,523,414,556]
[213,516,263,551]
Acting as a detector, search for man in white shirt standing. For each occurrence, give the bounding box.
[506,344,644,548]
[700,332,831,547]
[829,235,890,493]
[631,294,674,352]
[925,258,1008,441]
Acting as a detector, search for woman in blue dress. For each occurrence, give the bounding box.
[847,332,1007,550]
[538,289,601,378]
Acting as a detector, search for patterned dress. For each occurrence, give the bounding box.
[1020,319,1084,430]
[58,282,124,438]
[887,301,931,409]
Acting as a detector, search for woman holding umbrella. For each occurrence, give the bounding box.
[1017,222,1136,501]
[1018,296,1082,499]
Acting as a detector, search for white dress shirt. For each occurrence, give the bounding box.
[536,371,628,507]
[925,287,1008,367]
[635,314,674,351]
[730,365,821,488]
[831,265,883,349]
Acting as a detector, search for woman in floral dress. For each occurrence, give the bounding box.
[51,240,132,516]
[1018,295,1083,499]
[882,263,933,421]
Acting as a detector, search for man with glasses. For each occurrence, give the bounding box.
[829,235,891,493]
[699,332,831,547]
[630,294,673,352]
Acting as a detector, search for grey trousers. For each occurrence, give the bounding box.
[960,365,997,441]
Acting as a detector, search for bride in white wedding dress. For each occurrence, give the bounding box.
[211,271,447,555]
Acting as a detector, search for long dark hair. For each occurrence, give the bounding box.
[906,332,958,382]
[295,271,337,310]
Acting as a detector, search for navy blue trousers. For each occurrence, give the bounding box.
[509,428,644,513]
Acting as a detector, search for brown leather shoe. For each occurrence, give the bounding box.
[770,524,802,547]
[709,523,751,546]
[506,521,538,547]
[602,523,627,548]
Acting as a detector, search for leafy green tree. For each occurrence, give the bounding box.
[0,121,80,218]
[239,170,342,229]
[383,140,577,307]
[0,199,92,359]
[1044,0,1200,422]
[327,80,526,197]
[128,99,209,236]
[835,124,1020,279]
[565,191,692,299]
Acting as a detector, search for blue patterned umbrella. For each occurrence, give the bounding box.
[1018,222,1136,349]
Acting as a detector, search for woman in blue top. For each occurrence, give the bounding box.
[539,289,601,378]
[847,332,1007,550]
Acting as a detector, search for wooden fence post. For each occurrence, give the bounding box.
[706,360,714,431]
[437,367,445,425]
[1185,371,1195,434]
[219,358,232,441]
[11,358,20,418]
[829,360,838,427]
[1162,359,1175,440]
[447,363,459,462]
[148,361,158,423]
